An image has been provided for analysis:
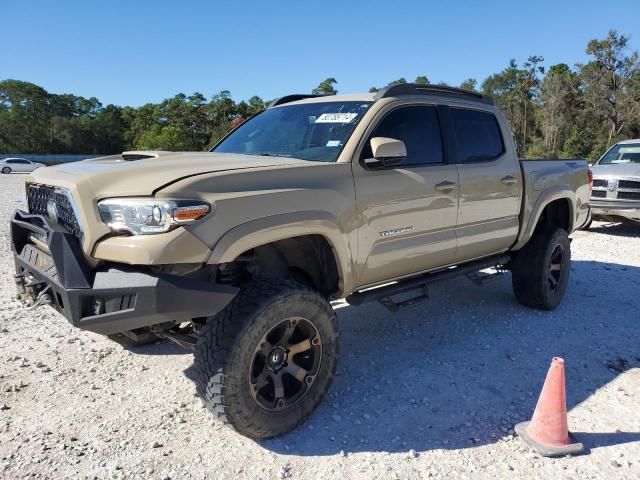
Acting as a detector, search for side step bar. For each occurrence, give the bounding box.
[346,254,510,312]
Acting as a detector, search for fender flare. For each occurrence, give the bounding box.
[513,185,576,250]
[206,211,355,296]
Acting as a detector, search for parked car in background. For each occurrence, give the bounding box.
[0,157,46,174]
[589,139,640,225]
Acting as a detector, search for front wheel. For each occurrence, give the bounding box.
[1,167,11,174]
[511,227,571,310]
[193,279,339,439]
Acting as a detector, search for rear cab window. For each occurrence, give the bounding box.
[450,108,504,163]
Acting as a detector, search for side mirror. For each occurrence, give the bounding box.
[364,137,406,168]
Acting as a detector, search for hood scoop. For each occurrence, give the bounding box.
[121,150,174,161]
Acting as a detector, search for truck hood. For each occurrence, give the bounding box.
[32,152,310,197]
[591,163,640,178]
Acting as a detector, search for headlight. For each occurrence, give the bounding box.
[98,198,211,235]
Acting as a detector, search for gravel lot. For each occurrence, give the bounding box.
[0,173,639,480]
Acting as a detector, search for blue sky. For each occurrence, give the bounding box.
[2,0,639,106]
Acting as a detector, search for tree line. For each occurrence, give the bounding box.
[1,30,638,160]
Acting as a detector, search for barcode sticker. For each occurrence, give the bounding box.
[315,113,358,123]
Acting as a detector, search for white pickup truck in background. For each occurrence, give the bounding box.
[589,139,640,225]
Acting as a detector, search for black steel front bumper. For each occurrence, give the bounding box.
[11,210,238,335]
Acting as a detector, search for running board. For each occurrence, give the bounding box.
[346,254,510,312]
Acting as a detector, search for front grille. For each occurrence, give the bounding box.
[591,190,606,198]
[618,191,640,201]
[618,179,640,189]
[592,179,608,187]
[27,184,83,241]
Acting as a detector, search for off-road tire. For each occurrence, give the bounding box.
[193,279,339,439]
[1,167,11,174]
[511,227,571,310]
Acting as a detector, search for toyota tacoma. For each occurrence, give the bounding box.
[12,84,591,438]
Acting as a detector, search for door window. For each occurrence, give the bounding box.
[450,108,504,163]
[362,106,444,166]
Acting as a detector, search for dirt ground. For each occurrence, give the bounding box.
[0,173,638,480]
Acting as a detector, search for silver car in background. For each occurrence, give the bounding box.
[0,158,46,174]
[589,139,640,224]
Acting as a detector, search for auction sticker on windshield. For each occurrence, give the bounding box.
[315,113,358,123]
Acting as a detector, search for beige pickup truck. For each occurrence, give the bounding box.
[12,84,591,438]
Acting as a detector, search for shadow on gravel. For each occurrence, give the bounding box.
[252,260,640,456]
[587,221,640,238]
[573,432,640,454]
[112,336,188,356]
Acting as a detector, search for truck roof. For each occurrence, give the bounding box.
[269,83,494,108]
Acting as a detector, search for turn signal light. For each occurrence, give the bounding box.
[173,205,210,222]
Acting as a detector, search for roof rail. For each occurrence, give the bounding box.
[374,83,493,105]
[268,94,330,108]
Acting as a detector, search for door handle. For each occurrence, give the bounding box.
[501,175,517,186]
[434,180,457,193]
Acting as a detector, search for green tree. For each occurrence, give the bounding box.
[579,30,640,144]
[482,57,543,155]
[482,60,527,154]
[539,64,581,154]
[0,80,50,152]
[521,55,545,154]
[459,78,478,92]
[386,78,407,87]
[312,78,338,95]
[414,75,429,84]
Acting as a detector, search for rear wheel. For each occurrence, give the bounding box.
[511,227,571,310]
[193,279,339,439]
[1,167,11,174]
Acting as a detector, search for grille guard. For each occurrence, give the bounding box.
[11,209,239,335]
[11,210,92,288]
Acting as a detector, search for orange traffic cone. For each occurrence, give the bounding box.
[515,357,583,457]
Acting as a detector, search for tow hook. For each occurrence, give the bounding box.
[15,273,52,310]
[22,288,52,310]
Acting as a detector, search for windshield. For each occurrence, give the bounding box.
[598,143,640,165]
[213,101,373,162]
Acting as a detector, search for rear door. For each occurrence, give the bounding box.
[353,103,459,288]
[20,160,33,172]
[447,107,522,262]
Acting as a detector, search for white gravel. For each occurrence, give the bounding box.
[0,173,639,479]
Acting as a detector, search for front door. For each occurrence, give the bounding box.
[353,104,459,288]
